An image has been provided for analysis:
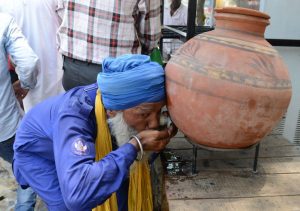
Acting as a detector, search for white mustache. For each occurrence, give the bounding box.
[107,112,137,147]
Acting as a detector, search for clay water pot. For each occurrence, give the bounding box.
[165,7,292,149]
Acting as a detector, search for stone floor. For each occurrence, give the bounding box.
[163,133,300,210]
[0,157,16,210]
[0,158,46,211]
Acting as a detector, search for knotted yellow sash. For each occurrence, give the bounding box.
[93,90,153,211]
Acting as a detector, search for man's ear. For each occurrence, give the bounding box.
[106,110,118,117]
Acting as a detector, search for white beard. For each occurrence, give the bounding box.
[108,112,151,162]
[107,112,137,147]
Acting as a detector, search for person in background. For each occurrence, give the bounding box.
[13,54,177,210]
[3,0,65,112]
[58,0,161,91]
[164,0,188,26]
[163,0,188,60]
[0,10,38,189]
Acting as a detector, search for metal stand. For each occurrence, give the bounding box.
[253,143,260,173]
[186,137,261,174]
[160,0,214,57]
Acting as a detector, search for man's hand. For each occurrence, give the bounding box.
[13,80,29,99]
[13,80,29,109]
[129,125,178,152]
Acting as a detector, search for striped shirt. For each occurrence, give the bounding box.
[58,0,161,64]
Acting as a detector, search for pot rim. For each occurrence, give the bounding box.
[215,7,270,20]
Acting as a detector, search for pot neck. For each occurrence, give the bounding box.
[214,7,270,37]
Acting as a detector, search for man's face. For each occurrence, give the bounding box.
[123,101,166,132]
[107,112,137,146]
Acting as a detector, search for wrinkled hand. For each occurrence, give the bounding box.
[13,80,29,100]
[129,124,178,152]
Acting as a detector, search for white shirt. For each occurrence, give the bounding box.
[164,3,188,26]
[163,3,188,59]
[2,0,65,112]
[0,13,38,142]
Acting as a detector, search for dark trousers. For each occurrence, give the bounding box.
[0,136,14,163]
[62,56,102,91]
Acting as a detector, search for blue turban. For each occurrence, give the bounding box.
[97,54,165,110]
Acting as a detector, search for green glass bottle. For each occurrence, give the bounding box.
[150,47,163,66]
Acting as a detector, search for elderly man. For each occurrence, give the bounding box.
[13,54,176,211]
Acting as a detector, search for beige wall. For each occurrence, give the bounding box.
[261,0,300,40]
[275,47,300,142]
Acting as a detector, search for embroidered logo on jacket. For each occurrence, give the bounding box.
[72,138,89,155]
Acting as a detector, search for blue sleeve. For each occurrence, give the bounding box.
[52,96,137,210]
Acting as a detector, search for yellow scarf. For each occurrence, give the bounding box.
[93,90,153,211]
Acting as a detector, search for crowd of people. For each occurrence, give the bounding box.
[0,0,185,210]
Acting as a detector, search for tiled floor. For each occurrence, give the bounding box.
[163,133,300,210]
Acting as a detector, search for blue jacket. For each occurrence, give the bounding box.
[13,83,137,210]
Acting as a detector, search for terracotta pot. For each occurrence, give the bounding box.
[165,7,292,149]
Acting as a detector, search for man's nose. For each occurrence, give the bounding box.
[147,116,160,130]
